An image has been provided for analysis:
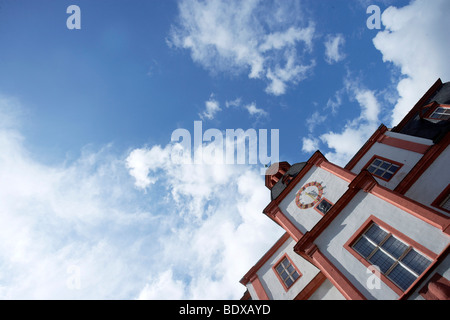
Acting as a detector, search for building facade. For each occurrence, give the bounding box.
[240,78,450,300]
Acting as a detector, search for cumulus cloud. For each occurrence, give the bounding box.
[0,95,282,299]
[324,34,346,64]
[302,76,381,165]
[372,0,450,125]
[168,0,315,95]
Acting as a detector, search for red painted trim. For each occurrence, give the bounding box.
[343,216,439,297]
[310,248,366,300]
[240,290,251,300]
[422,103,450,120]
[371,184,450,234]
[314,197,334,216]
[264,205,303,242]
[320,161,356,182]
[395,131,450,194]
[294,272,327,300]
[431,184,450,214]
[250,274,270,300]
[363,155,404,182]
[272,253,302,292]
[345,124,388,171]
[418,273,450,300]
[240,232,290,286]
[378,135,430,154]
[392,78,443,133]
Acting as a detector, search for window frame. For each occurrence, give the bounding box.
[272,254,302,292]
[364,155,403,182]
[431,184,450,214]
[314,197,334,216]
[344,216,436,295]
[422,102,450,121]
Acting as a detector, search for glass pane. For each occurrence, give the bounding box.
[380,162,390,169]
[369,249,395,274]
[292,271,299,280]
[276,264,284,274]
[390,165,400,173]
[381,236,408,259]
[388,264,416,291]
[374,169,384,176]
[365,224,388,245]
[353,236,376,258]
[401,249,431,275]
[368,166,376,173]
[281,258,289,268]
[280,271,288,280]
[382,172,393,180]
[285,278,293,288]
[372,159,382,166]
[287,265,294,274]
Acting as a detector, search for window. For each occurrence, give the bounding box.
[315,198,333,215]
[429,106,450,120]
[352,223,431,291]
[431,184,450,214]
[366,157,401,181]
[274,256,300,289]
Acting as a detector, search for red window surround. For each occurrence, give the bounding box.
[272,254,302,292]
[431,184,450,214]
[364,155,403,182]
[344,216,437,296]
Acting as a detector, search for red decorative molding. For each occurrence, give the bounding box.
[419,273,450,300]
[240,232,290,286]
[431,184,450,214]
[392,78,443,133]
[250,274,270,300]
[345,124,388,171]
[377,135,430,154]
[294,272,327,300]
[395,131,450,194]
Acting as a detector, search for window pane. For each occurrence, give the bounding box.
[280,271,288,280]
[287,265,294,274]
[368,166,376,173]
[380,162,390,169]
[374,169,384,176]
[365,224,388,245]
[285,278,293,288]
[372,159,381,166]
[401,249,431,275]
[388,264,416,291]
[381,236,408,259]
[276,265,284,274]
[292,271,299,281]
[281,258,289,268]
[390,165,400,173]
[369,249,395,274]
[440,195,450,211]
[382,172,393,180]
[353,236,376,258]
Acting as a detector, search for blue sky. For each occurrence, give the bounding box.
[0,0,449,299]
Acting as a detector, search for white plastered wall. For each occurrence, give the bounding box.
[314,191,450,300]
[278,166,349,234]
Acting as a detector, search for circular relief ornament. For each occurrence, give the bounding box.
[295,181,324,209]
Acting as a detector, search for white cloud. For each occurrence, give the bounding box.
[302,136,320,153]
[372,0,450,126]
[168,0,315,95]
[0,95,282,299]
[302,76,381,166]
[324,34,346,64]
[200,94,221,120]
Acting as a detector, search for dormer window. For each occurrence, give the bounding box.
[429,106,450,120]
